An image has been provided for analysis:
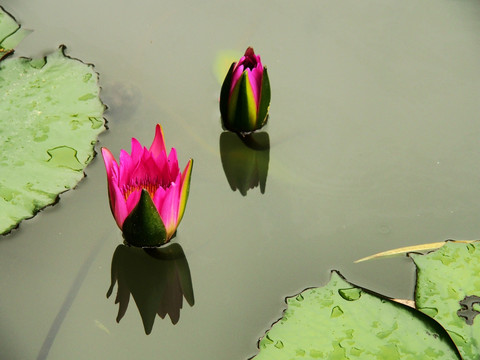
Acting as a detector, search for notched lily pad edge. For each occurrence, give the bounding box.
[0,5,28,60]
[408,241,480,359]
[1,45,108,236]
[250,269,462,360]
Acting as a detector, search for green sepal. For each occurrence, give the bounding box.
[122,189,167,247]
[257,67,271,128]
[234,72,257,132]
[219,62,235,124]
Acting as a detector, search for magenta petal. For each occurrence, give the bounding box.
[152,183,166,209]
[152,185,173,231]
[152,176,181,240]
[102,148,121,215]
[102,149,118,182]
[101,147,118,175]
[130,138,144,163]
[149,124,167,158]
[230,63,244,93]
[159,184,181,239]
[112,183,129,228]
[125,189,142,216]
[167,148,180,179]
[119,149,136,187]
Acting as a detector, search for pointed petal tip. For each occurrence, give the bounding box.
[245,47,255,56]
[150,123,167,157]
[185,158,194,171]
[101,147,118,168]
[101,146,112,158]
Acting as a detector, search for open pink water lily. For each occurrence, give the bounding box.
[220,47,271,133]
[101,124,193,247]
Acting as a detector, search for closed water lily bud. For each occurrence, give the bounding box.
[220,47,271,133]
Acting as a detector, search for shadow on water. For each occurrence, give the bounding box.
[219,131,270,196]
[107,242,194,335]
[36,229,110,360]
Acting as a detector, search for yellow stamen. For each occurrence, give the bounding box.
[123,180,160,201]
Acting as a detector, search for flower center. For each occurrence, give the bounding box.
[242,56,257,71]
[242,48,257,70]
[122,178,163,201]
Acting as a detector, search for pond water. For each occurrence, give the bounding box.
[1,1,480,359]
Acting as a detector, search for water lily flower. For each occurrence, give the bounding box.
[220,47,271,133]
[101,124,193,247]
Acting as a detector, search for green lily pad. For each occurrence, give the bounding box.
[0,7,31,59]
[253,271,460,360]
[0,45,105,234]
[411,241,480,359]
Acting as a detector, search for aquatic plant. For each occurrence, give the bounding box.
[220,47,271,133]
[102,124,193,247]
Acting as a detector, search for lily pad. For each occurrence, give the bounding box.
[253,271,459,359]
[411,241,480,359]
[0,46,105,234]
[0,7,31,59]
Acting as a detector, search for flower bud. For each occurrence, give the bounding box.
[220,47,271,133]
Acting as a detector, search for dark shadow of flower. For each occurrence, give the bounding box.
[219,131,270,196]
[107,242,194,334]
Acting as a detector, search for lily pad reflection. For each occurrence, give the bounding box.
[107,243,194,335]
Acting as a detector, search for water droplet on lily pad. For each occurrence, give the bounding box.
[338,287,362,301]
[418,307,438,318]
[46,146,84,171]
[330,305,344,318]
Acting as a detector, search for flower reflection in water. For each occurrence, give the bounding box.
[219,131,270,196]
[107,242,194,334]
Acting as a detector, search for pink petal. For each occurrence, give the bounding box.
[112,182,129,228]
[101,147,118,175]
[101,147,119,211]
[119,149,135,187]
[101,147,118,185]
[130,137,144,164]
[152,185,175,235]
[153,177,182,240]
[125,189,142,217]
[230,63,244,94]
[167,148,180,180]
[152,184,166,209]
[149,124,167,158]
